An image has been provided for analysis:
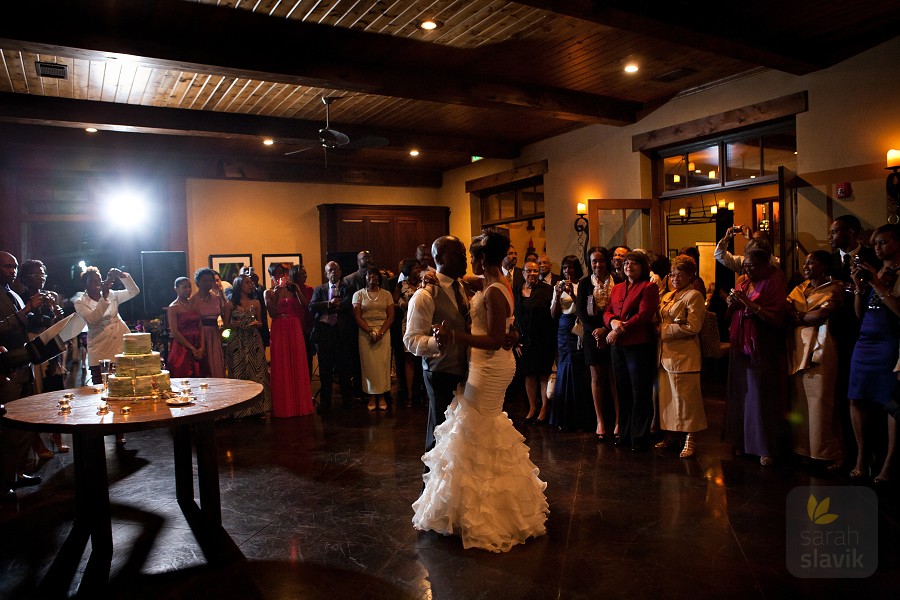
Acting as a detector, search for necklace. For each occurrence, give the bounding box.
[363,287,379,302]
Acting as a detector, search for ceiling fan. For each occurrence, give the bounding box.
[284,96,389,166]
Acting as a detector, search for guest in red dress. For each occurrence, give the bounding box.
[167,277,205,378]
[265,263,314,417]
[290,264,316,375]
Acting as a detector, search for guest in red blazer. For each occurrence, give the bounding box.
[604,251,660,451]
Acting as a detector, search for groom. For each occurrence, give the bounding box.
[404,236,471,455]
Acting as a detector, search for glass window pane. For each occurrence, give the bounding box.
[663,154,687,192]
[687,145,719,187]
[534,183,544,214]
[483,194,500,222]
[499,190,515,219]
[762,131,797,174]
[726,138,760,181]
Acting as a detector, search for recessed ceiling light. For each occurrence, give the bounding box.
[263,139,274,146]
[624,64,639,73]
[85,127,98,133]
[409,149,420,157]
[418,19,442,30]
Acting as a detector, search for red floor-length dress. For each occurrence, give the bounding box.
[269,294,314,417]
[168,310,203,378]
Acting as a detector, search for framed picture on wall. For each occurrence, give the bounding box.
[209,254,252,287]
[262,254,303,289]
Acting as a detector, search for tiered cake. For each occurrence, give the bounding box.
[107,333,172,397]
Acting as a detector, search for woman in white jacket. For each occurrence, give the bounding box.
[656,255,707,458]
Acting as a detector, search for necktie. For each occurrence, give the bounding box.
[506,269,513,284]
[451,280,471,330]
[843,253,851,274]
[326,284,338,325]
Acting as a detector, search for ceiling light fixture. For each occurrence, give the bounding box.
[263,139,274,146]
[418,19,442,30]
[624,64,639,73]
[85,127,98,133]
[409,149,420,157]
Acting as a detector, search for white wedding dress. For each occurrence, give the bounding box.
[412,283,549,552]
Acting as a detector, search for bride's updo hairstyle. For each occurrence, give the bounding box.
[471,229,511,268]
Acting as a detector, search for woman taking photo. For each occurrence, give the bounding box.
[266,262,314,417]
[725,248,788,466]
[353,268,395,411]
[603,251,659,451]
[167,277,205,378]
[514,259,555,424]
[848,224,900,484]
[577,246,618,441]
[787,250,843,468]
[224,274,271,418]
[191,268,226,378]
[550,255,591,430]
[656,255,707,458]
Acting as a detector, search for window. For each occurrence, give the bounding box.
[481,177,544,226]
[658,122,796,197]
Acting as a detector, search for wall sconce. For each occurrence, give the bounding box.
[718,199,726,208]
[678,207,691,223]
[710,205,718,215]
[574,202,590,266]
[887,149,900,198]
[708,170,717,180]
[688,162,695,171]
[673,174,681,183]
[727,201,735,211]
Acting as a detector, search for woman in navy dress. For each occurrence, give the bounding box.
[550,255,591,430]
[848,223,900,484]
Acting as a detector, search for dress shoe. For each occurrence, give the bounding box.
[0,488,16,503]
[13,473,42,488]
[524,416,536,425]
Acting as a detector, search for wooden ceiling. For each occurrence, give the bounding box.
[0,0,897,186]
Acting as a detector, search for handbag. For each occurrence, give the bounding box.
[546,372,556,399]
[570,318,584,337]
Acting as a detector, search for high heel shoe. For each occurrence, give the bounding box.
[655,435,675,449]
[680,434,696,459]
[33,442,54,460]
[849,466,867,482]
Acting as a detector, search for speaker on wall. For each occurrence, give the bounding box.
[140,251,187,318]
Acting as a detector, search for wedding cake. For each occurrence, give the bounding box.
[107,333,172,397]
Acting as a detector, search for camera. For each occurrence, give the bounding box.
[853,255,870,282]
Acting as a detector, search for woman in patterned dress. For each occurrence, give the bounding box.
[223,275,271,417]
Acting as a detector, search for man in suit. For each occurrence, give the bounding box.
[537,254,561,286]
[501,244,525,289]
[0,251,50,501]
[404,236,470,455]
[310,261,355,413]
[827,214,879,468]
[612,246,630,283]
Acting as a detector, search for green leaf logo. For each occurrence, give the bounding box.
[806,494,839,525]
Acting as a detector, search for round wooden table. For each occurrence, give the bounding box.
[0,378,262,595]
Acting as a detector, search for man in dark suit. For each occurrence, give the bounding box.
[0,251,48,501]
[310,261,355,413]
[827,215,879,468]
[404,237,470,456]
[501,244,525,289]
[341,250,372,399]
[537,254,561,286]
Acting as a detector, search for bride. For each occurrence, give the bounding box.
[412,230,549,552]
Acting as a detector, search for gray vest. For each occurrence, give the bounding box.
[423,284,467,377]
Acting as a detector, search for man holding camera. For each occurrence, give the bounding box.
[1,251,59,501]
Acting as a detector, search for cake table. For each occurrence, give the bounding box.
[0,378,263,595]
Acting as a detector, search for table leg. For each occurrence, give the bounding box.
[194,420,222,528]
[173,424,194,506]
[72,431,112,554]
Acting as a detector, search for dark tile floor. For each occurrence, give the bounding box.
[2,382,899,599]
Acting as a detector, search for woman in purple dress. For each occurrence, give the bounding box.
[167,277,205,378]
[725,248,788,466]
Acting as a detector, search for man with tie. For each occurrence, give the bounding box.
[309,261,355,413]
[537,254,561,286]
[1,251,51,501]
[405,237,471,455]
[828,215,880,467]
[501,244,524,289]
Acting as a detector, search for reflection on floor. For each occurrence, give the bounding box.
[1,386,898,599]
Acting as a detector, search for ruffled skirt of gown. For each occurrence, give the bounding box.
[412,347,549,553]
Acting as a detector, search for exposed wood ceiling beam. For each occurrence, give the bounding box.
[0,93,520,159]
[0,0,640,125]
[513,1,826,75]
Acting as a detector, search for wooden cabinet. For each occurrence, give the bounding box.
[318,204,449,278]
